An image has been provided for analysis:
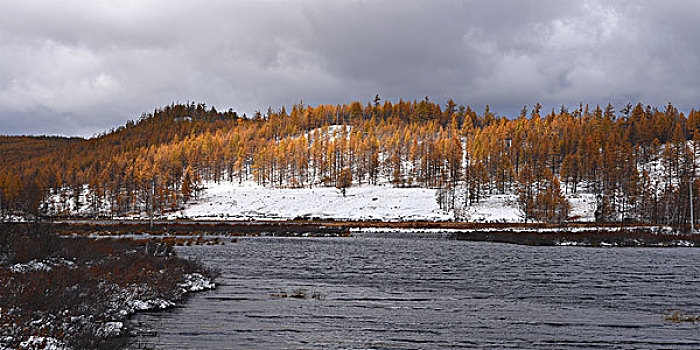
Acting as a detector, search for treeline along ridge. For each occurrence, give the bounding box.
[1,98,700,226]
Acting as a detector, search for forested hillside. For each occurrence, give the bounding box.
[2,99,700,226]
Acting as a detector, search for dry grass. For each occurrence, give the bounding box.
[666,310,700,323]
[271,288,322,300]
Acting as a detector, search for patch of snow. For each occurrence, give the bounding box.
[458,194,522,223]
[175,181,452,222]
[167,181,599,223]
[96,321,123,337]
[41,184,114,217]
[673,240,694,247]
[556,241,584,246]
[10,261,52,273]
[179,273,216,292]
[567,193,596,222]
[0,215,27,222]
[10,258,75,274]
[18,336,68,350]
[128,298,174,311]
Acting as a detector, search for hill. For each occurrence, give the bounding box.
[2,99,700,227]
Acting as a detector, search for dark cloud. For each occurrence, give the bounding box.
[1,0,699,136]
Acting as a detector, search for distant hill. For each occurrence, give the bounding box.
[0,136,84,165]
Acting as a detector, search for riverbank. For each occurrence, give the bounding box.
[349,224,699,246]
[45,220,700,247]
[0,224,217,350]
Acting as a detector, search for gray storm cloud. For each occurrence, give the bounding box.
[0,0,699,136]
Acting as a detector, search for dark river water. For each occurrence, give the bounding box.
[130,236,700,349]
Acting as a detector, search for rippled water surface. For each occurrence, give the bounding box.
[130,236,700,349]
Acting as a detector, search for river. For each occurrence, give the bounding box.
[129,235,700,349]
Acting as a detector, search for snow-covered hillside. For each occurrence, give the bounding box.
[164,181,597,222]
[171,182,450,221]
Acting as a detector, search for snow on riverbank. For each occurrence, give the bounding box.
[1,272,215,350]
[0,224,218,350]
[167,181,597,223]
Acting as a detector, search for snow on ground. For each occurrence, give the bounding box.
[96,322,123,338]
[42,185,113,217]
[169,181,597,222]
[180,273,216,292]
[0,215,27,222]
[457,194,521,222]
[173,181,452,221]
[568,193,597,222]
[10,258,76,274]
[18,336,68,350]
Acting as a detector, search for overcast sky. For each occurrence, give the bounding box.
[1,0,699,136]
